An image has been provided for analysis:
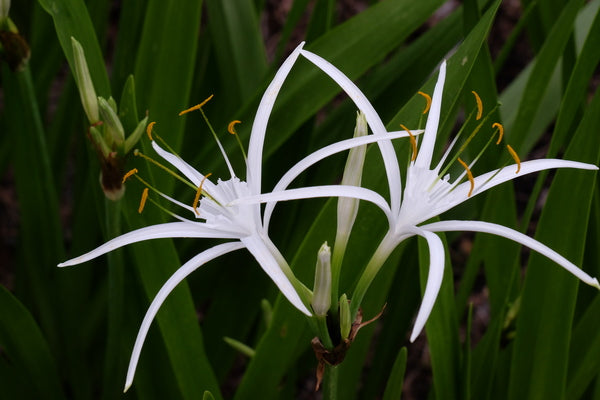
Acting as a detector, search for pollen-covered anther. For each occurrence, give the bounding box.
[400,124,418,161]
[417,91,432,114]
[179,94,214,116]
[122,168,139,184]
[492,122,504,144]
[506,145,521,173]
[146,121,156,141]
[228,120,241,135]
[472,91,483,120]
[193,173,212,216]
[138,188,149,214]
[457,157,475,196]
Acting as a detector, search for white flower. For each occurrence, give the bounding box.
[294,51,600,342]
[58,42,421,391]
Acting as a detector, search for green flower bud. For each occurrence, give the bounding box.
[336,111,368,246]
[311,242,332,316]
[71,37,99,123]
[339,294,351,340]
[124,116,148,154]
[98,96,125,147]
[0,0,10,20]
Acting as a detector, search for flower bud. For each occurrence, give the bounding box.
[124,116,148,154]
[98,96,125,147]
[336,111,368,245]
[71,37,99,123]
[311,242,332,316]
[339,294,351,340]
[0,0,10,20]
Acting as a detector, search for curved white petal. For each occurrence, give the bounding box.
[151,141,217,193]
[438,159,598,218]
[414,60,446,170]
[299,49,403,215]
[58,222,239,267]
[422,220,600,289]
[124,241,245,392]
[247,42,305,196]
[241,235,311,315]
[408,227,446,342]
[235,185,394,228]
[263,130,422,227]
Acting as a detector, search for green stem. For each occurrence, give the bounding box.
[315,315,333,349]
[323,364,339,400]
[350,231,398,319]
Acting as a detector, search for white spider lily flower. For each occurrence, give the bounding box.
[58,43,421,391]
[296,52,600,342]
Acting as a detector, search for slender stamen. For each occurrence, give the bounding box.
[122,168,139,184]
[198,109,236,178]
[134,149,197,190]
[457,158,475,196]
[138,188,149,213]
[400,124,418,161]
[146,121,156,141]
[472,91,483,120]
[228,120,248,160]
[418,91,432,114]
[179,95,214,116]
[506,145,521,173]
[193,173,212,216]
[493,122,504,144]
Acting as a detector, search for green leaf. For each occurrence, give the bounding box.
[507,84,600,400]
[0,285,65,399]
[382,347,408,400]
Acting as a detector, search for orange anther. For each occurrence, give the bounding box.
[138,188,149,214]
[400,124,418,161]
[228,120,241,135]
[179,95,214,116]
[457,157,475,197]
[417,91,432,114]
[146,121,156,140]
[122,168,139,184]
[472,91,483,120]
[492,122,504,144]
[193,173,212,216]
[506,145,521,173]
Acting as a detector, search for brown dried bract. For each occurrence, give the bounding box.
[312,305,386,391]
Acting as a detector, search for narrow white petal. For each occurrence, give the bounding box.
[58,222,238,267]
[408,227,446,342]
[300,49,403,214]
[415,60,446,170]
[247,42,305,196]
[235,185,394,227]
[263,130,422,227]
[439,159,598,217]
[423,220,600,289]
[151,141,217,193]
[124,242,245,392]
[241,235,312,315]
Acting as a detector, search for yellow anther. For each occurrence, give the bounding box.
[193,173,212,216]
[122,168,139,184]
[400,124,418,161]
[492,122,504,144]
[179,94,214,116]
[418,91,432,114]
[506,145,521,173]
[457,157,475,197]
[228,120,241,135]
[146,121,156,141]
[472,91,483,120]
[138,188,149,214]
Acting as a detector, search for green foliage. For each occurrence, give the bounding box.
[1,0,599,398]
